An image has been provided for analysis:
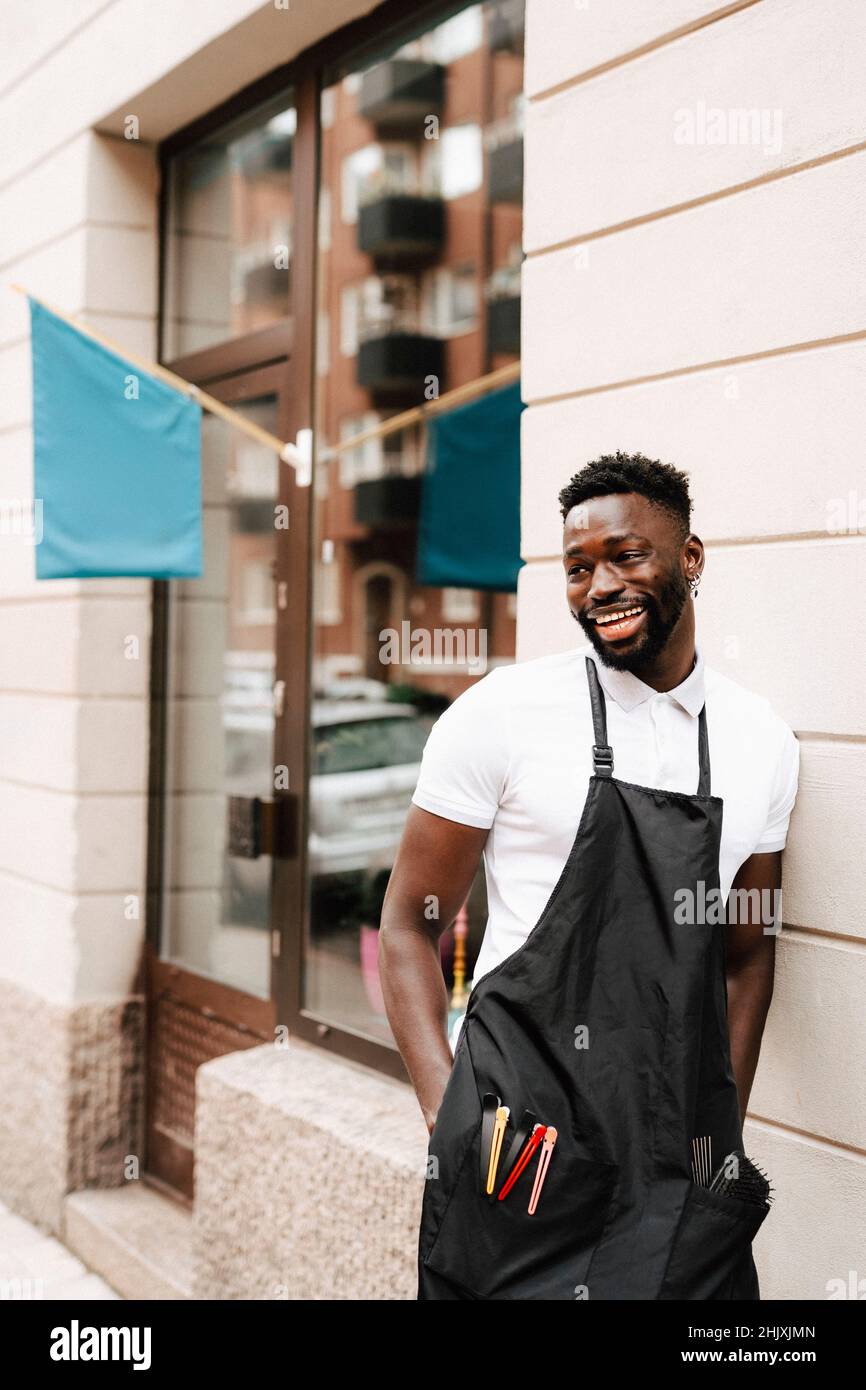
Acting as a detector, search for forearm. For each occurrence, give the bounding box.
[726,959,774,1124]
[378,917,455,1133]
[377,805,489,1134]
[725,850,781,1124]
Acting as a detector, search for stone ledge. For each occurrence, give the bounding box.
[198,1036,428,1169]
[194,1037,428,1299]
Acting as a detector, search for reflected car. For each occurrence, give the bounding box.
[221,673,430,924]
[308,699,429,878]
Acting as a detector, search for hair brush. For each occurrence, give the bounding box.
[708,1149,773,1210]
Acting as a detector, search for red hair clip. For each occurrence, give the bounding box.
[498,1124,547,1200]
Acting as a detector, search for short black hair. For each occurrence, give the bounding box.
[558,451,692,540]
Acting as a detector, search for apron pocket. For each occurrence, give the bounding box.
[422,1111,618,1300]
[658,1180,769,1300]
[419,1037,483,1262]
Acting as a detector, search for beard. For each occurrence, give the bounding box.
[573,567,690,673]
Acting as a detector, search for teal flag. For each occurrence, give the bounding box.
[30,297,203,579]
[416,378,525,591]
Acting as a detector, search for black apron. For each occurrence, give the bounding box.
[417,654,770,1300]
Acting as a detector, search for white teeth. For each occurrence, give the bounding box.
[595,606,643,625]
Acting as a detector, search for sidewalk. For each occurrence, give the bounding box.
[0,1200,121,1299]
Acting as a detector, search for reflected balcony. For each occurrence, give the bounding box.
[489,122,522,204]
[354,474,422,527]
[358,192,444,264]
[486,294,521,355]
[485,262,522,355]
[358,59,445,132]
[357,331,445,402]
[232,128,293,177]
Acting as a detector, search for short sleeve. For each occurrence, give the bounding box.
[753,720,800,853]
[410,668,509,829]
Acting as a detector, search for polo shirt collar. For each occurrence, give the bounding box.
[585,642,706,717]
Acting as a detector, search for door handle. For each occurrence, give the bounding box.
[227,795,298,859]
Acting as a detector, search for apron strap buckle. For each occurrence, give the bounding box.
[592,744,614,777]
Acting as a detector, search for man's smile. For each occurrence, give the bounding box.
[586,603,648,642]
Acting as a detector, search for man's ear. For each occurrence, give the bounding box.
[683,532,705,577]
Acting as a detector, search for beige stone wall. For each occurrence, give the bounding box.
[0,980,143,1233]
[522,0,866,1299]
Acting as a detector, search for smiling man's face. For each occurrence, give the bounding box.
[563,492,700,673]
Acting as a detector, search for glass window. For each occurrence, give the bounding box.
[306,1,525,1048]
[314,714,430,776]
[318,186,332,252]
[424,123,484,199]
[342,145,381,223]
[429,5,484,62]
[442,587,482,622]
[339,412,382,486]
[340,284,360,356]
[398,4,484,63]
[423,264,478,335]
[316,310,330,377]
[320,85,336,130]
[239,558,275,624]
[160,400,280,998]
[342,142,419,223]
[315,557,343,625]
[163,90,296,358]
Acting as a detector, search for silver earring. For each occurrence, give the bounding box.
[689,573,701,599]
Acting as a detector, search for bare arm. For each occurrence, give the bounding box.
[725,850,781,1123]
[379,805,489,1135]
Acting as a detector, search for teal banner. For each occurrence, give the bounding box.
[30,297,203,579]
[416,379,525,591]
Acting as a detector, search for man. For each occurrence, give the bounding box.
[379,452,799,1300]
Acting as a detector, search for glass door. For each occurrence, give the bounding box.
[146,366,289,1201]
[161,393,279,994]
[294,1,523,1069]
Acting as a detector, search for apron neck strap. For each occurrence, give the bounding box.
[585,656,614,776]
[696,703,711,797]
[585,655,712,795]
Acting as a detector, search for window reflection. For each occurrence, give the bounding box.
[306,1,525,1045]
[161,402,279,999]
[164,93,296,358]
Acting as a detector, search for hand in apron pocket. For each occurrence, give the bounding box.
[421,1051,619,1300]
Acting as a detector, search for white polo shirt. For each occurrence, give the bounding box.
[410,642,800,1054]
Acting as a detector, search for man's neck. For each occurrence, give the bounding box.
[632,641,697,693]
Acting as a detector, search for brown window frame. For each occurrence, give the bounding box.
[152,0,488,1086]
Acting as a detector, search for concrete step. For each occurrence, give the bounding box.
[63,1184,193,1301]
